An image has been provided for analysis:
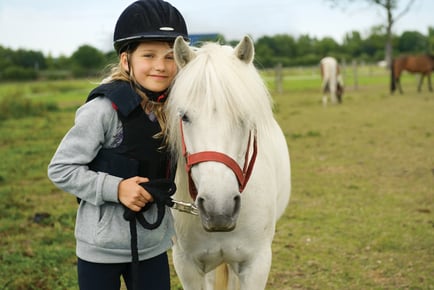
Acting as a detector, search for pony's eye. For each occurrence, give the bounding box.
[182,114,190,123]
[178,109,190,123]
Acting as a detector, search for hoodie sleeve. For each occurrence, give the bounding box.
[47,97,123,205]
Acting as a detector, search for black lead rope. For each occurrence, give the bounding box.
[128,217,139,289]
[123,179,176,290]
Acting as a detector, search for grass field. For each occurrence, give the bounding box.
[0,66,433,289]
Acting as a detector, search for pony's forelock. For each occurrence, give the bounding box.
[166,42,274,155]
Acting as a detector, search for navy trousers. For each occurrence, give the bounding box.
[77,252,170,290]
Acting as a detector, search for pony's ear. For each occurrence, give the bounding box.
[234,35,255,64]
[174,36,196,68]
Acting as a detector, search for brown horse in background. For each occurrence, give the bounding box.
[391,54,434,94]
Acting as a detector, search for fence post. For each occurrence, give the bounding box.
[275,63,283,94]
[352,59,358,91]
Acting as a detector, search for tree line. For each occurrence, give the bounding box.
[252,27,433,68]
[0,27,433,81]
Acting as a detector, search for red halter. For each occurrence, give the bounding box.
[179,119,257,200]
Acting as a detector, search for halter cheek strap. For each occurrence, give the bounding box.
[179,119,257,200]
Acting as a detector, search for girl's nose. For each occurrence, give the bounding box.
[154,58,166,72]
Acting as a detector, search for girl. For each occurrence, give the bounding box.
[47,1,188,289]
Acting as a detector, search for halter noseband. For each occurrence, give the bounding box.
[179,119,257,200]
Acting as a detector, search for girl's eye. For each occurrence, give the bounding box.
[143,54,154,58]
[166,55,174,60]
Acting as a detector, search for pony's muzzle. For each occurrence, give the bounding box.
[197,194,241,232]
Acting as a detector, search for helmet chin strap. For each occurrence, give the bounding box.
[134,81,168,103]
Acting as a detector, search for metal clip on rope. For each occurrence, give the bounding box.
[171,200,199,215]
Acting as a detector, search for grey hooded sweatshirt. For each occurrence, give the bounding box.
[47,96,175,263]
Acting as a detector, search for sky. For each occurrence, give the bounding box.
[0,0,432,57]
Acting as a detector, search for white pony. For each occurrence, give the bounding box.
[320,56,344,105]
[166,36,291,290]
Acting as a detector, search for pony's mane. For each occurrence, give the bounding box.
[166,41,274,155]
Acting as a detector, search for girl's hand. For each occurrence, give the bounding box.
[118,176,154,212]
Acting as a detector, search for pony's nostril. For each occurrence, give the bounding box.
[233,195,241,215]
[197,197,205,207]
[197,197,207,216]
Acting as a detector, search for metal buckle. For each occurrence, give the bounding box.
[171,200,199,215]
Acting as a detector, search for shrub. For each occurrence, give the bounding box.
[0,94,58,120]
[1,66,38,81]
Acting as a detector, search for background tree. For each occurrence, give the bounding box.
[12,49,46,70]
[0,46,43,80]
[297,34,316,56]
[429,27,434,53]
[255,38,275,68]
[316,37,341,58]
[255,35,298,67]
[70,45,105,77]
[2,26,432,80]
[343,31,364,58]
[398,30,428,53]
[328,0,416,67]
[296,34,321,66]
[362,25,389,61]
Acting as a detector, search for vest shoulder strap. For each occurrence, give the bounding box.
[86,81,142,117]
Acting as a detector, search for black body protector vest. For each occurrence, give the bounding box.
[86,82,177,289]
[87,81,173,181]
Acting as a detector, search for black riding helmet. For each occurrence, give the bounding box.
[113,0,189,54]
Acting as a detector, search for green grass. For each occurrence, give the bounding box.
[267,68,434,289]
[0,67,433,289]
[273,115,433,288]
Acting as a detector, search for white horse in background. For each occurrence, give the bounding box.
[320,56,344,105]
[166,36,291,290]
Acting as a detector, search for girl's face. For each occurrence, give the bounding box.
[121,41,177,92]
